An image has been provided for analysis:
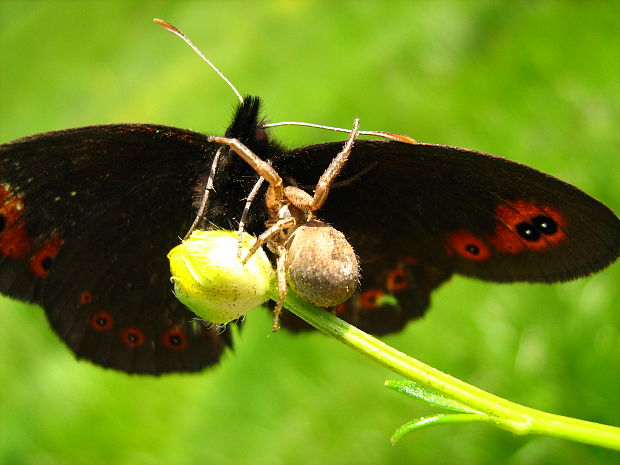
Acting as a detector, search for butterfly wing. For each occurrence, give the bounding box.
[4,113,618,366]
[277,140,620,332]
[0,124,231,374]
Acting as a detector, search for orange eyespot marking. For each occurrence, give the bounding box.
[404,256,417,264]
[80,291,93,305]
[490,222,527,254]
[90,312,114,331]
[163,326,187,351]
[386,268,408,292]
[30,236,63,278]
[121,328,145,348]
[360,289,384,309]
[0,195,25,231]
[0,223,33,258]
[445,230,491,261]
[491,201,567,253]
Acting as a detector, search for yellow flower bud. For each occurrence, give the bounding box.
[168,230,275,324]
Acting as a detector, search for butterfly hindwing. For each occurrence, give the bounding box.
[279,242,451,334]
[344,256,451,335]
[0,124,233,374]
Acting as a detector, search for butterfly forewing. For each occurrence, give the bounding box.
[275,140,620,334]
[0,124,233,374]
[282,140,620,283]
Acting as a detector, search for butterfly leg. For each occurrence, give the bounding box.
[185,147,224,239]
[236,175,265,258]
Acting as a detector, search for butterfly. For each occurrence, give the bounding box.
[1,19,619,375]
[2,94,619,375]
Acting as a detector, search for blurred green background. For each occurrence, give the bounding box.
[0,1,618,464]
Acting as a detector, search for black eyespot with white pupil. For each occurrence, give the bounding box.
[168,334,182,346]
[516,222,540,241]
[465,244,480,255]
[516,215,558,242]
[121,328,145,348]
[532,215,558,235]
[90,312,113,331]
[163,327,187,350]
[40,256,54,271]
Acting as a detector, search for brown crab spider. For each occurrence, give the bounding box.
[209,119,361,330]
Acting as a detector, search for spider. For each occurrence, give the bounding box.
[209,119,361,329]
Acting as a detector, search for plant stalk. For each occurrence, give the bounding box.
[276,290,620,450]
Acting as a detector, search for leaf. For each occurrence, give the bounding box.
[385,380,481,413]
[391,413,498,444]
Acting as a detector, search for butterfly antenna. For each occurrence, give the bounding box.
[155,18,244,238]
[154,19,243,103]
[264,121,417,144]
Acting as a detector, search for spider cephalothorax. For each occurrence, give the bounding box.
[210,120,361,328]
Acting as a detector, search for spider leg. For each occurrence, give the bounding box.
[311,117,360,210]
[209,136,285,203]
[242,216,296,264]
[272,243,288,331]
[286,118,360,212]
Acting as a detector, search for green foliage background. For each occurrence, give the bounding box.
[1,1,618,464]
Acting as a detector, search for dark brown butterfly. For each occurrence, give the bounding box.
[3,16,619,375]
[1,95,619,375]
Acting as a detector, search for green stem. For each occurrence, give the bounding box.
[275,290,620,450]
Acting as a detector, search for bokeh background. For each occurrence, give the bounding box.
[1,1,618,464]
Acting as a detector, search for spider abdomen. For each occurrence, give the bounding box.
[285,220,359,307]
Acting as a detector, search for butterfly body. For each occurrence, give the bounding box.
[1,96,619,374]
